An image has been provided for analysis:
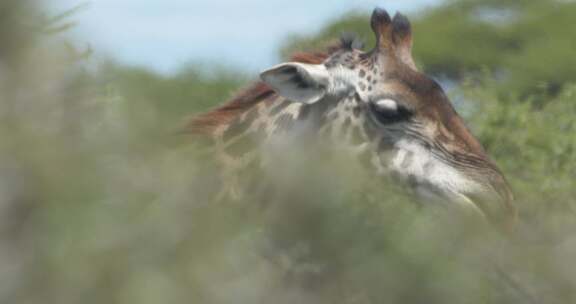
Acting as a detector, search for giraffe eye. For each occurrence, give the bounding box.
[370,98,412,124]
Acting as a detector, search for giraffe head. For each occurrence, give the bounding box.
[258,8,516,227]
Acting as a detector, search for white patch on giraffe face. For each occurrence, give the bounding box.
[325,65,361,96]
[383,139,485,214]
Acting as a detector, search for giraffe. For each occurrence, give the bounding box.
[187,8,516,229]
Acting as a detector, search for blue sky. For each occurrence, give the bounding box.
[48,0,442,74]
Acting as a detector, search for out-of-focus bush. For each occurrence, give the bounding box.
[461,76,576,239]
[0,0,575,303]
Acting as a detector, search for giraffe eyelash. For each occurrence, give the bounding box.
[374,98,399,112]
[369,98,413,124]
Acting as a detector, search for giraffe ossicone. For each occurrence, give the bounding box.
[188,8,516,229]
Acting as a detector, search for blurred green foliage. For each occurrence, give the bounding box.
[0,0,576,303]
[96,63,247,130]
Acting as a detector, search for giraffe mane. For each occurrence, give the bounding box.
[184,38,358,135]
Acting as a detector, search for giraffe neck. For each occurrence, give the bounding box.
[215,98,303,156]
[210,94,373,199]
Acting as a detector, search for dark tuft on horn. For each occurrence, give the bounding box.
[371,7,392,34]
[391,11,417,69]
[370,8,395,51]
[340,32,365,50]
[392,12,411,39]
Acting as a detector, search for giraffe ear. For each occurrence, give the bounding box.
[260,62,329,104]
